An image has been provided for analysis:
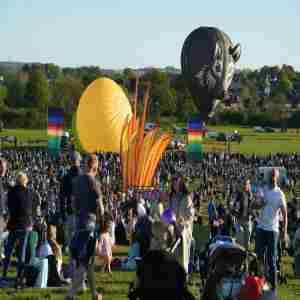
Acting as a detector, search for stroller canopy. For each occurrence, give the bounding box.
[209,237,246,268]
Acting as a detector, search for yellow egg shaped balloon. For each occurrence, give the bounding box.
[76,77,132,153]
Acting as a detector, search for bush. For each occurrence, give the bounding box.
[216,111,245,125]
[0,107,46,129]
[215,110,285,128]
[288,110,300,129]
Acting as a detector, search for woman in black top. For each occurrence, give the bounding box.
[2,172,33,281]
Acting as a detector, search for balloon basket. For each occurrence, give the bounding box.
[128,186,155,193]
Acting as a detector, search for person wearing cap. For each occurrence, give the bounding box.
[60,151,82,253]
[252,168,288,290]
[66,154,103,300]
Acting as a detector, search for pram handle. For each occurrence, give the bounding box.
[169,236,183,254]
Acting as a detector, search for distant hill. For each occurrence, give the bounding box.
[0,61,181,76]
[0,61,25,73]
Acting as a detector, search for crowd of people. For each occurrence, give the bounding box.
[0,148,299,299]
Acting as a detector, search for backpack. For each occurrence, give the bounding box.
[237,276,264,300]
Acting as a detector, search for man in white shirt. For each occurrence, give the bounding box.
[252,168,288,290]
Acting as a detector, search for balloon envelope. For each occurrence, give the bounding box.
[76,78,132,153]
[181,27,241,120]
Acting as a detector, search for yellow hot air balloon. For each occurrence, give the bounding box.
[76,77,132,153]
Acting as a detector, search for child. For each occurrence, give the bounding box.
[121,233,140,271]
[98,221,113,274]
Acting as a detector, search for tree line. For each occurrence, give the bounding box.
[0,63,299,129]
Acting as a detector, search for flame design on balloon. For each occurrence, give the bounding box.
[120,79,172,192]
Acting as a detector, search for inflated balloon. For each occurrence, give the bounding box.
[181,27,241,120]
[76,78,132,153]
[161,208,176,225]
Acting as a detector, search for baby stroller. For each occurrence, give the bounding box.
[201,235,266,300]
[197,236,238,288]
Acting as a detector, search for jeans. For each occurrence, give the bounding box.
[67,263,97,300]
[3,229,28,278]
[236,220,251,250]
[64,215,76,250]
[0,231,8,259]
[67,229,97,300]
[255,228,279,289]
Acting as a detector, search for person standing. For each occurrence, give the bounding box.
[66,154,103,300]
[60,151,82,253]
[207,192,218,239]
[3,172,32,283]
[0,158,7,262]
[235,179,252,250]
[169,176,194,275]
[97,220,113,274]
[252,168,288,290]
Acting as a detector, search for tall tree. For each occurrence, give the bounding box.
[143,70,176,117]
[51,75,84,125]
[79,66,102,87]
[25,66,50,111]
[0,86,7,107]
[44,63,62,81]
[5,74,26,108]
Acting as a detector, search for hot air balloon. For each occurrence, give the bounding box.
[76,77,132,153]
[181,27,241,120]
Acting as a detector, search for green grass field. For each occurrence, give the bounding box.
[0,216,299,299]
[204,126,300,155]
[179,125,300,155]
[1,126,299,155]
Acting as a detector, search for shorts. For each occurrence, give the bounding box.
[70,230,97,266]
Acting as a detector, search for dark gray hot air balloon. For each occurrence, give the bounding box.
[181,27,241,120]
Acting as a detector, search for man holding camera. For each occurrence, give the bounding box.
[252,168,288,290]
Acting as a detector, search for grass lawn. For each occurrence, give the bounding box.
[206,126,300,155]
[1,126,299,155]
[170,125,300,155]
[0,129,47,142]
[0,226,299,299]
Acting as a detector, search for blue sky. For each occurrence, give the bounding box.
[1,0,300,70]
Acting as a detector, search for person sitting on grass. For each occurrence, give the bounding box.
[122,233,140,271]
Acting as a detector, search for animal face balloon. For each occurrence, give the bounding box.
[181,27,241,120]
